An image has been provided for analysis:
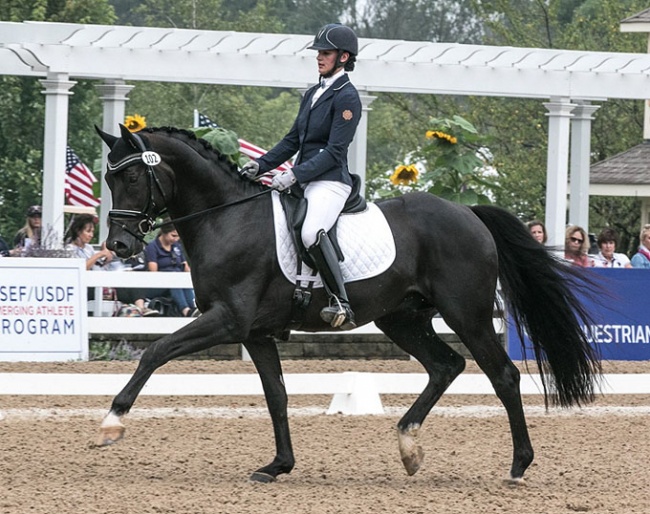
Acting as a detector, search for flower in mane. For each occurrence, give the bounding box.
[125,114,147,133]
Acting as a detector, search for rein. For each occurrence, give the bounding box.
[153,188,273,230]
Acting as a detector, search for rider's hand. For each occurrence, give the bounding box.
[239,160,260,180]
[270,170,297,191]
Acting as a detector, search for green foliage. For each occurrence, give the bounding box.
[191,126,241,164]
[468,0,649,250]
[0,1,115,240]
[371,116,497,205]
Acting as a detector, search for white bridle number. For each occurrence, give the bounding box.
[142,151,161,166]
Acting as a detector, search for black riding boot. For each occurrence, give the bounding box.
[307,230,356,330]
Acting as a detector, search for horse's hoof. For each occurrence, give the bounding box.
[95,424,125,447]
[401,446,424,476]
[249,471,276,483]
[504,476,526,487]
[397,425,424,476]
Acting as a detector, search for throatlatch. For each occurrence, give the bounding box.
[307,229,356,330]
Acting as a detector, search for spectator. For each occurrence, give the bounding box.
[631,225,650,269]
[144,223,198,317]
[592,228,632,268]
[0,234,11,257]
[527,220,547,244]
[564,225,593,267]
[64,214,114,270]
[13,205,42,254]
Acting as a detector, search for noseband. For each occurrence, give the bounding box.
[107,132,170,243]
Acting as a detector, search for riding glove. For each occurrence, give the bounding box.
[239,160,260,180]
[271,170,297,191]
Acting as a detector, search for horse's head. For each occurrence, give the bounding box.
[96,124,173,257]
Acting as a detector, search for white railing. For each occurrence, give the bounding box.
[85,270,505,337]
[0,371,645,415]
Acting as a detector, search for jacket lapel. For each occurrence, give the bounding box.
[310,74,350,109]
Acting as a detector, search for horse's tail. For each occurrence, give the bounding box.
[470,204,601,408]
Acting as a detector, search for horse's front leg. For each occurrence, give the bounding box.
[96,313,234,446]
[243,336,295,483]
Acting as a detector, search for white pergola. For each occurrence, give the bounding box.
[2,20,650,245]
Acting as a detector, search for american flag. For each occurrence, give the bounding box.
[65,146,100,207]
[194,111,292,186]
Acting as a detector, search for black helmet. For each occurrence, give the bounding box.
[26,205,42,217]
[308,24,358,56]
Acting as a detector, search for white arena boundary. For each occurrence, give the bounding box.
[1,372,648,415]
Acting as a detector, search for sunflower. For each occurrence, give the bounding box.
[425,130,457,144]
[390,164,419,186]
[124,114,147,132]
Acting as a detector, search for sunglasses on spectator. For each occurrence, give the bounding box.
[570,237,584,243]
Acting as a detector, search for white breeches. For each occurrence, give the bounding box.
[301,180,352,248]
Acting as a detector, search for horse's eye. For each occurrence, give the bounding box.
[125,170,139,184]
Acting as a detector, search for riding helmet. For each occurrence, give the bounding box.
[308,24,358,56]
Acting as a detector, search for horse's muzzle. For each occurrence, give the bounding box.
[107,235,143,259]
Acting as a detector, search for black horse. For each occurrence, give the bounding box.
[95,124,600,484]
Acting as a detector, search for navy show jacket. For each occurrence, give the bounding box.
[256,73,362,187]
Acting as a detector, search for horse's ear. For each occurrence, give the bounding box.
[118,123,133,141]
[118,123,147,152]
[95,125,118,149]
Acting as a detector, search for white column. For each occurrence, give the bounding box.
[543,97,576,248]
[95,81,134,242]
[569,101,600,232]
[348,92,376,196]
[40,73,76,248]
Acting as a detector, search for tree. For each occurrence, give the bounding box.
[469,0,648,252]
[352,0,483,44]
[0,0,116,240]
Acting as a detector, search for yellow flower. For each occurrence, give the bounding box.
[124,114,147,133]
[425,130,457,144]
[390,164,419,186]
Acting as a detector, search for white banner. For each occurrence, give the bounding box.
[0,258,87,361]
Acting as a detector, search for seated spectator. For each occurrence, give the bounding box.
[65,214,114,270]
[564,225,593,267]
[592,228,632,268]
[0,234,11,257]
[13,205,42,254]
[64,214,158,316]
[144,222,198,317]
[527,220,547,244]
[631,224,650,269]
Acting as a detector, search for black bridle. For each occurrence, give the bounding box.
[107,132,272,242]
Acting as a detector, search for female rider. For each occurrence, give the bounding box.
[239,23,362,330]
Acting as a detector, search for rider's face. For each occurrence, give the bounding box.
[317,49,347,76]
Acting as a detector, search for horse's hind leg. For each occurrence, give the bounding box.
[375,313,466,477]
[242,336,295,483]
[449,317,534,484]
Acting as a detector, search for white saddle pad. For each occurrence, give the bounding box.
[272,191,396,288]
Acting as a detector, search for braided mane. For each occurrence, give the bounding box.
[141,126,238,173]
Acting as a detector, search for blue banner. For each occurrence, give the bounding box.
[507,268,650,361]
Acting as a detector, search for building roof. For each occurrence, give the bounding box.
[589,140,650,198]
[591,140,650,185]
[621,8,650,25]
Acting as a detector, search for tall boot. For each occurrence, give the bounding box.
[307,230,356,330]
